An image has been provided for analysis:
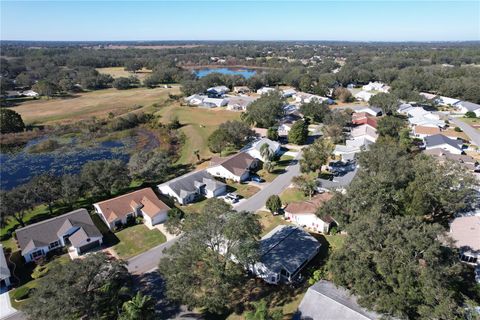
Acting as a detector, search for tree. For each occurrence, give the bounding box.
[376,115,406,139]
[0,185,35,227]
[300,138,333,173]
[288,119,309,145]
[128,150,171,183]
[300,100,331,123]
[266,195,282,214]
[0,109,25,134]
[32,80,57,97]
[60,174,84,209]
[159,198,261,314]
[119,292,156,320]
[245,300,283,320]
[333,87,353,102]
[260,143,273,161]
[193,149,200,162]
[208,128,231,154]
[322,124,344,144]
[267,127,279,141]
[292,174,317,198]
[24,253,132,320]
[465,111,476,118]
[263,161,275,173]
[124,61,143,73]
[208,120,255,154]
[113,77,138,90]
[28,173,61,215]
[242,92,284,128]
[330,215,470,319]
[164,207,184,236]
[368,93,399,115]
[81,160,131,197]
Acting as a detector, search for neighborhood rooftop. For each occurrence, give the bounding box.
[210,152,256,177]
[158,170,226,198]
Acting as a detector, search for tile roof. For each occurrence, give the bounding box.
[95,188,169,223]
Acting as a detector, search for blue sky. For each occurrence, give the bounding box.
[1,1,479,41]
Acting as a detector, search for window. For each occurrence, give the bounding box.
[31,250,44,259]
[48,240,61,249]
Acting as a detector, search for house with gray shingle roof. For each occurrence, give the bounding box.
[424,134,463,155]
[158,170,227,205]
[15,209,103,263]
[207,152,257,182]
[249,225,320,284]
[456,101,480,117]
[0,244,11,288]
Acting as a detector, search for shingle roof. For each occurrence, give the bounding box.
[425,134,462,150]
[253,138,281,153]
[414,125,441,136]
[158,170,226,197]
[95,188,169,222]
[458,101,480,112]
[210,152,256,177]
[16,209,102,253]
[449,216,480,252]
[296,280,381,320]
[0,245,11,281]
[259,225,320,274]
[284,193,333,216]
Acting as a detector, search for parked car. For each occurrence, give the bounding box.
[224,193,239,204]
[250,175,265,183]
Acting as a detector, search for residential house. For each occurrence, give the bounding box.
[412,125,441,139]
[226,95,256,111]
[284,193,335,233]
[249,225,320,284]
[449,215,480,265]
[15,209,103,263]
[94,188,170,230]
[158,170,226,205]
[456,101,480,117]
[257,87,277,95]
[354,90,373,102]
[278,113,302,137]
[207,152,257,182]
[296,280,381,320]
[424,134,463,155]
[420,92,461,106]
[424,148,478,172]
[350,124,378,142]
[244,138,281,161]
[402,106,446,128]
[21,90,39,97]
[0,245,11,288]
[202,97,228,108]
[185,94,206,106]
[355,107,382,117]
[318,165,359,193]
[207,85,230,96]
[293,92,332,104]
[362,81,390,93]
[282,88,297,98]
[233,86,250,94]
[351,112,378,128]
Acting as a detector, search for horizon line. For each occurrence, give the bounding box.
[1,39,479,43]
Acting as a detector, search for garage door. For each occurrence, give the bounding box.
[78,240,100,254]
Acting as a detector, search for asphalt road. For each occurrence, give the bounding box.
[127,237,179,274]
[234,153,301,213]
[449,117,480,146]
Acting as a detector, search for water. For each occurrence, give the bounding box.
[195,67,257,79]
[0,137,133,190]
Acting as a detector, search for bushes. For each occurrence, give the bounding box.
[107,113,152,131]
[28,139,61,153]
[465,111,477,118]
[12,287,33,301]
[454,127,463,132]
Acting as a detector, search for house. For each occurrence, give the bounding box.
[21,90,39,97]
[244,138,281,161]
[449,215,480,265]
[233,86,250,94]
[350,124,378,142]
[412,125,441,139]
[278,122,294,137]
[207,152,257,182]
[424,148,478,171]
[296,280,381,320]
[0,245,11,288]
[158,170,226,205]
[318,165,359,193]
[185,94,206,106]
[403,106,446,128]
[362,81,390,93]
[249,225,320,284]
[420,93,461,106]
[94,188,169,230]
[226,95,256,111]
[354,90,373,102]
[202,97,228,108]
[257,87,277,95]
[355,107,382,117]
[282,88,297,98]
[207,85,230,96]
[456,101,480,117]
[424,134,463,155]
[284,193,335,233]
[293,92,332,104]
[351,112,378,128]
[15,209,103,263]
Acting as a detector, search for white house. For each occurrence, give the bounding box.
[293,92,332,104]
[0,245,11,288]
[202,97,228,108]
[420,92,461,106]
[284,193,335,233]
[94,188,170,230]
[207,152,257,182]
[424,134,463,155]
[355,107,382,117]
[185,94,206,106]
[456,101,480,117]
[207,85,230,96]
[226,95,256,111]
[21,90,39,97]
[15,209,103,263]
[244,138,281,161]
[233,86,250,94]
[354,90,373,102]
[257,87,277,95]
[362,81,390,93]
[249,225,320,284]
[350,124,378,142]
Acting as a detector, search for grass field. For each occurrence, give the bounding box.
[9,86,180,125]
[280,187,307,205]
[155,103,241,164]
[96,67,152,81]
[112,224,167,259]
[460,117,480,131]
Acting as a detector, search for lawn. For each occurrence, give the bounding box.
[112,224,167,259]
[460,117,480,131]
[9,86,180,125]
[257,211,290,236]
[279,187,307,205]
[96,67,152,82]
[155,103,241,164]
[227,182,260,199]
[257,154,295,182]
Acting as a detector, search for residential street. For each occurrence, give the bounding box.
[234,153,301,213]
[449,117,480,146]
[127,237,179,274]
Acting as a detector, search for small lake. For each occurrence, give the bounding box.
[0,136,134,190]
[195,67,257,79]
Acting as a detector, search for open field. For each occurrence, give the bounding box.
[96,67,152,81]
[9,86,180,125]
[155,103,241,164]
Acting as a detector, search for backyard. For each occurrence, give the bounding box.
[112,224,167,259]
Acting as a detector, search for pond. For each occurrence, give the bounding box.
[0,136,134,190]
[194,67,257,79]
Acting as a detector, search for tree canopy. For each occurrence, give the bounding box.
[288,119,309,145]
[241,92,285,128]
[0,108,25,134]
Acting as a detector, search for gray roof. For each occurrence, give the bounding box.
[296,280,381,320]
[0,245,11,281]
[259,225,320,274]
[15,209,102,253]
[159,170,226,198]
[459,101,480,112]
[253,138,281,153]
[318,166,359,190]
[425,134,462,150]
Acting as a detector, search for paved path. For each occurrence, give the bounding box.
[127,237,179,274]
[234,153,301,213]
[449,117,480,146]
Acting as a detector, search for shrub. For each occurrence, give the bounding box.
[135,216,144,225]
[28,139,61,153]
[12,287,32,300]
[31,265,49,279]
[266,195,282,214]
[465,111,477,118]
[454,127,463,132]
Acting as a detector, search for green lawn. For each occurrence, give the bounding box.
[280,187,307,205]
[257,154,295,182]
[227,183,260,199]
[460,117,480,131]
[257,211,290,236]
[112,224,167,259]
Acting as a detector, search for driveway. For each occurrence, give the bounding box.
[127,237,179,274]
[449,117,480,146]
[234,153,301,213]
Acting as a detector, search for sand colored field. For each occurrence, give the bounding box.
[96,67,152,81]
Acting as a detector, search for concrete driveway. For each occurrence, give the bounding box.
[449,117,480,146]
[127,237,179,274]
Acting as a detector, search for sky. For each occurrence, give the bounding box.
[1,1,479,42]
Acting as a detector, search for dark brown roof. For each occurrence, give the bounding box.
[210,152,256,176]
[16,209,102,253]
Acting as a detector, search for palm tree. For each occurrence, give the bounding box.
[120,292,155,320]
[193,149,200,162]
[264,161,275,173]
[260,143,273,161]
